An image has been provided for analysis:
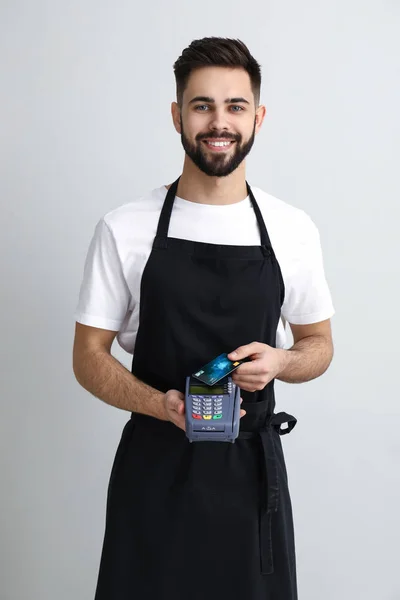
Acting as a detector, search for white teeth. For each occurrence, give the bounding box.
[206,141,232,147]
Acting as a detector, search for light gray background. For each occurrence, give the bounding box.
[1,1,399,599]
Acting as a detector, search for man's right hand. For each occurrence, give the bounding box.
[164,390,186,431]
[163,390,246,432]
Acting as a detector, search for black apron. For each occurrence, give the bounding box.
[94,177,298,600]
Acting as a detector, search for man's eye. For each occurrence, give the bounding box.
[194,105,244,112]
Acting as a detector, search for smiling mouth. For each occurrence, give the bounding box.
[202,140,236,151]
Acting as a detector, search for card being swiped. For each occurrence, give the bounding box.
[192,352,251,386]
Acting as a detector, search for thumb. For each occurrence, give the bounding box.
[228,343,251,361]
[174,394,185,414]
[228,342,264,361]
[168,391,184,413]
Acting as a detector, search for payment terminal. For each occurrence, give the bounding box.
[184,376,241,443]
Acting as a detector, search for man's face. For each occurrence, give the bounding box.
[174,67,264,177]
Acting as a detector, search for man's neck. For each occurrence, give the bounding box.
[165,159,248,206]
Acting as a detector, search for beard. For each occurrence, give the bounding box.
[180,117,256,177]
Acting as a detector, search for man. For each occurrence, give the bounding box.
[73,37,334,600]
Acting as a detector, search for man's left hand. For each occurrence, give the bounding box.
[228,342,289,392]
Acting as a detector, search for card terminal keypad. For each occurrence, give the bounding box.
[191,394,224,420]
[185,376,240,443]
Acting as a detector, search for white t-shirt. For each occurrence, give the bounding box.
[75,184,335,352]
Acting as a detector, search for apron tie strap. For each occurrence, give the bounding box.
[239,412,297,575]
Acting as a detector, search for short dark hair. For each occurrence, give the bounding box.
[173,37,262,108]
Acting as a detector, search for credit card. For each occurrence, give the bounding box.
[192,353,250,386]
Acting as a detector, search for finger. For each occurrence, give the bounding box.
[234,360,265,376]
[236,382,271,393]
[171,410,186,429]
[235,376,265,385]
[235,377,265,390]
[241,387,258,393]
[234,373,272,385]
[240,397,246,418]
[228,342,265,361]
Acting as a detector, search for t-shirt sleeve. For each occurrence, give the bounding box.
[281,213,335,325]
[74,218,131,331]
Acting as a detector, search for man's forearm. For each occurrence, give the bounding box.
[73,349,168,420]
[276,334,334,384]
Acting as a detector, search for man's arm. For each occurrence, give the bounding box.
[276,319,334,384]
[72,323,169,420]
[229,319,334,391]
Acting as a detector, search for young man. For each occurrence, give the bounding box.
[73,37,334,600]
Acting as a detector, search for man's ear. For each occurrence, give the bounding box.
[171,102,182,134]
[254,104,267,135]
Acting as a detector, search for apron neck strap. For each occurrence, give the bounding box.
[155,176,271,248]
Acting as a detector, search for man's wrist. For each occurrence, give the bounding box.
[276,348,294,376]
[158,393,170,422]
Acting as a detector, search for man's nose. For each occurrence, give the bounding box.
[207,109,231,133]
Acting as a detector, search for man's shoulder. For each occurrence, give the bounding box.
[252,185,309,219]
[252,186,316,238]
[97,182,317,243]
[101,185,165,236]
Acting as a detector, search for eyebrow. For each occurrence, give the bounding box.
[188,96,250,105]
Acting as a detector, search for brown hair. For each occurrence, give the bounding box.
[173,37,262,108]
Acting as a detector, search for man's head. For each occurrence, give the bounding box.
[171,37,266,178]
